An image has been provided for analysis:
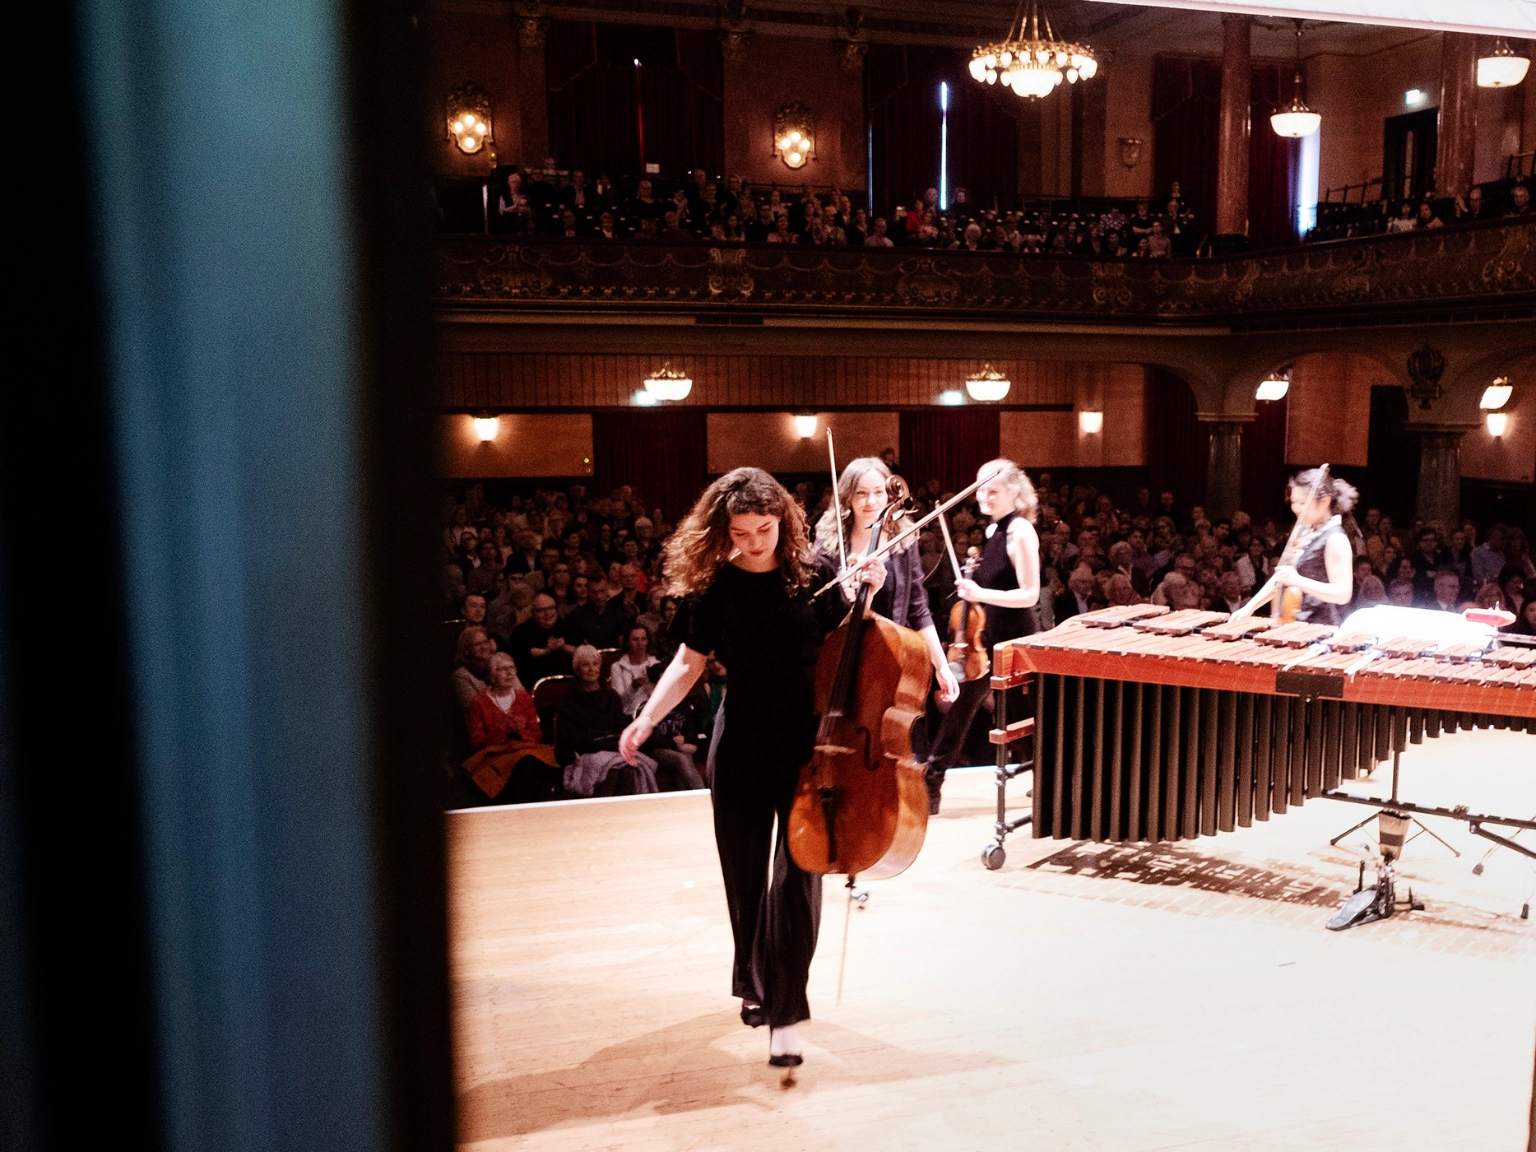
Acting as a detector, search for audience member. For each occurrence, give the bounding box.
[509,593,573,683]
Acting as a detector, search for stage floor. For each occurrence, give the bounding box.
[448,730,1536,1152]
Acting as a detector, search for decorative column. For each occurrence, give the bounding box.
[1200,415,1251,521]
[1215,13,1251,238]
[719,15,753,179]
[1413,427,1469,530]
[515,2,550,167]
[837,36,868,194]
[1436,33,1478,198]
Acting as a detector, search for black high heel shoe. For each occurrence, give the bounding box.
[740,1002,765,1028]
[767,1052,803,1068]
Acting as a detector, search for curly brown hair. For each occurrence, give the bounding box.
[664,467,813,597]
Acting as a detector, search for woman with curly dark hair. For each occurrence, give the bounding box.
[619,467,865,1069]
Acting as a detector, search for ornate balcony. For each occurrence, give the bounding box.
[437,220,1536,331]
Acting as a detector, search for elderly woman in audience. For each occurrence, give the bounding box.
[462,652,561,803]
[451,626,496,713]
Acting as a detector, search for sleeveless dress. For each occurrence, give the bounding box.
[1292,515,1345,627]
[973,512,1038,649]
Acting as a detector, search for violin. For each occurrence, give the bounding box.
[788,476,933,881]
[945,546,989,682]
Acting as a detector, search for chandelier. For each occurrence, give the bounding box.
[1270,22,1320,138]
[969,0,1098,100]
[964,364,1011,402]
[642,363,693,402]
[1477,39,1530,88]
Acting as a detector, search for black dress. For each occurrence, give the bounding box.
[1293,516,1346,627]
[927,512,1038,776]
[670,562,830,1028]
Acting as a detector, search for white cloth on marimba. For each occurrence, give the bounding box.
[1338,605,1497,651]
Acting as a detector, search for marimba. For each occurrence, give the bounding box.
[996,605,1536,846]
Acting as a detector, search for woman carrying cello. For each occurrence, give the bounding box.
[922,459,1042,814]
[812,457,960,708]
[618,467,874,1069]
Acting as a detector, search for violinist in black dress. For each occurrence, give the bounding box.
[812,457,960,706]
[923,460,1043,813]
[619,467,872,1068]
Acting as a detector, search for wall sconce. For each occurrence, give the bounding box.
[1118,137,1143,169]
[793,413,819,439]
[1480,376,1512,411]
[965,363,1011,402]
[773,102,815,170]
[1256,370,1290,401]
[1078,410,1104,434]
[446,83,493,154]
[938,390,966,407]
[472,414,500,442]
[642,362,693,401]
[1487,412,1509,437]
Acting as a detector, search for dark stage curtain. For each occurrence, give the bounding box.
[1366,385,1418,526]
[866,46,1018,215]
[546,22,722,180]
[592,409,707,522]
[1144,368,1205,512]
[1248,65,1301,249]
[1239,396,1288,518]
[1152,57,1300,247]
[899,409,1001,492]
[1152,57,1222,235]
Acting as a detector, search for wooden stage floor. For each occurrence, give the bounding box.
[448,730,1536,1152]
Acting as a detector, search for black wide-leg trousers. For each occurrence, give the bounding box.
[707,706,821,1028]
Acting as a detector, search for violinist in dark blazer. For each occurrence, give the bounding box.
[812,457,960,706]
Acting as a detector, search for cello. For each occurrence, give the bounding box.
[787,475,934,881]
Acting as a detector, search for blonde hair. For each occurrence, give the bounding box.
[814,457,913,555]
[979,458,1038,522]
[664,467,812,597]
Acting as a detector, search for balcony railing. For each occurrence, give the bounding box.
[437,218,1536,329]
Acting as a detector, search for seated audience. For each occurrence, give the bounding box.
[610,624,659,716]
[461,652,561,803]
[509,593,573,683]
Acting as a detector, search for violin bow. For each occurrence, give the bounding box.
[826,428,849,577]
[812,467,1006,598]
[1230,462,1330,622]
[936,500,964,585]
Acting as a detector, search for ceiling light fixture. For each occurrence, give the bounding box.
[1271,22,1321,139]
[1477,39,1530,88]
[1256,371,1291,401]
[965,363,1012,402]
[969,0,1098,101]
[642,363,693,402]
[1479,377,1513,410]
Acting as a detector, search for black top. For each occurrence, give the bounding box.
[974,512,1037,650]
[1294,517,1345,627]
[670,564,828,769]
[564,599,633,649]
[509,618,573,684]
[812,541,934,633]
[556,685,627,764]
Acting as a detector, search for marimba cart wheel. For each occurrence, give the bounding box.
[981,844,1006,870]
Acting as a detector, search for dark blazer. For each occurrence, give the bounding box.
[814,542,934,633]
[1053,589,1100,623]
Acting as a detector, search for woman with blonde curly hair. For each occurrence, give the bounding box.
[619,467,858,1069]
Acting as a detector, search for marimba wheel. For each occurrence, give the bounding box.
[980,844,1006,870]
